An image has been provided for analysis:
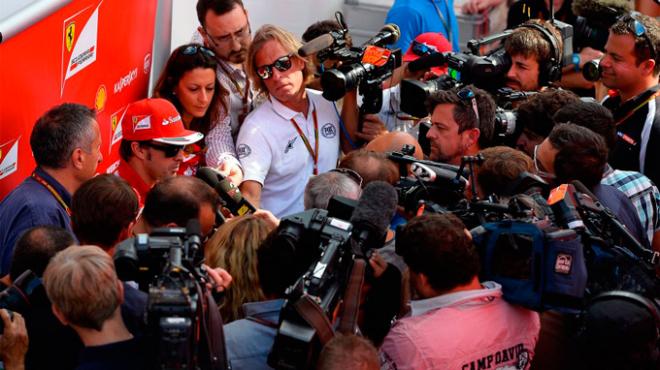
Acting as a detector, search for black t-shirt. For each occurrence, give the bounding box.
[76,336,150,370]
[603,86,660,187]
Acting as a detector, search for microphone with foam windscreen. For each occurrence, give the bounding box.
[362,24,401,48]
[298,33,336,57]
[196,167,256,216]
[349,181,398,254]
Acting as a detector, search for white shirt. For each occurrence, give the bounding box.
[237,89,340,218]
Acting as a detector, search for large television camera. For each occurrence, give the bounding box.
[299,12,401,115]
[114,221,228,370]
[268,182,398,369]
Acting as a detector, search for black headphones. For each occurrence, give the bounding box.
[517,23,563,86]
[588,290,660,326]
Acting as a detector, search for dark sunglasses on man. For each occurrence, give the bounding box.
[256,54,294,80]
[141,141,185,158]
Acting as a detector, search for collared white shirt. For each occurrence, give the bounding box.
[237,89,340,218]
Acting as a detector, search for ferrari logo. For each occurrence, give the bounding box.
[65,22,75,52]
[111,114,118,131]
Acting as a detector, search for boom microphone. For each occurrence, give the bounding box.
[298,33,336,57]
[362,24,401,48]
[196,167,256,216]
[349,181,398,253]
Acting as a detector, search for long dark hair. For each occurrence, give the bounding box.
[153,43,228,136]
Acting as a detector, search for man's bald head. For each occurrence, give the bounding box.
[365,132,424,160]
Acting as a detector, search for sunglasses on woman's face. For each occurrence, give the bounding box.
[256,54,294,80]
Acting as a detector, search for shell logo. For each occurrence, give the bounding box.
[95,85,107,112]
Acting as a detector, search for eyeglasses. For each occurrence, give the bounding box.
[625,12,657,60]
[181,45,216,58]
[204,24,250,47]
[330,167,364,188]
[141,142,185,158]
[457,88,480,124]
[256,54,294,80]
[411,40,438,57]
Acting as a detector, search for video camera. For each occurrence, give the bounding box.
[299,12,401,114]
[0,270,41,334]
[114,220,228,370]
[267,208,355,369]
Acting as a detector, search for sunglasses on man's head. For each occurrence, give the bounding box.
[181,45,216,58]
[330,167,364,188]
[256,54,294,80]
[457,88,480,123]
[411,40,438,57]
[141,142,185,158]
[625,12,657,60]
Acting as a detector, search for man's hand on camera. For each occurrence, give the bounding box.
[0,309,28,370]
[203,265,233,293]
[356,114,388,142]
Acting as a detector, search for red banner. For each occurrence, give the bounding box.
[0,0,158,199]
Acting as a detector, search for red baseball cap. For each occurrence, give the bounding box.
[120,98,203,145]
[403,32,452,76]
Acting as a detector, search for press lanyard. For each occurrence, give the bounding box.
[290,107,319,175]
[614,91,660,127]
[218,62,251,116]
[431,0,453,47]
[31,171,72,216]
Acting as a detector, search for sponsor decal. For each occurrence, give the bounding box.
[161,115,181,126]
[321,123,337,138]
[554,254,572,275]
[113,68,138,94]
[143,53,152,74]
[61,3,100,96]
[106,159,121,174]
[237,144,251,158]
[133,115,151,131]
[285,136,298,154]
[110,107,125,147]
[0,138,20,180]
[65,22,75,52]
[95,84,107,112]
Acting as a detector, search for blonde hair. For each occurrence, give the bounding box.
[43,245,121,331]
[246,24,313,96]
[205,215,274,322]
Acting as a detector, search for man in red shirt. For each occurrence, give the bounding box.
[117,98,203,206]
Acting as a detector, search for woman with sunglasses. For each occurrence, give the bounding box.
[236,25,358,218]
[154,43,243,184]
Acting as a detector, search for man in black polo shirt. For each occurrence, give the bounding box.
[601,13,660,186]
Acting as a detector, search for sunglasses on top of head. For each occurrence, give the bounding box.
[625,13,657,60]
[141,141,185,158]
[181,45,216,58]
[256,54,294,80]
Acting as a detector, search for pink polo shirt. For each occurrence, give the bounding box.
[380,282,540,370]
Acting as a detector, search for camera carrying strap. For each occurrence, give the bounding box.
[294,295,335,345]
[203,290,229,370]
[338,259,367,335]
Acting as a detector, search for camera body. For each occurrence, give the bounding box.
[114,222,226,370]
[268,209,355,369]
